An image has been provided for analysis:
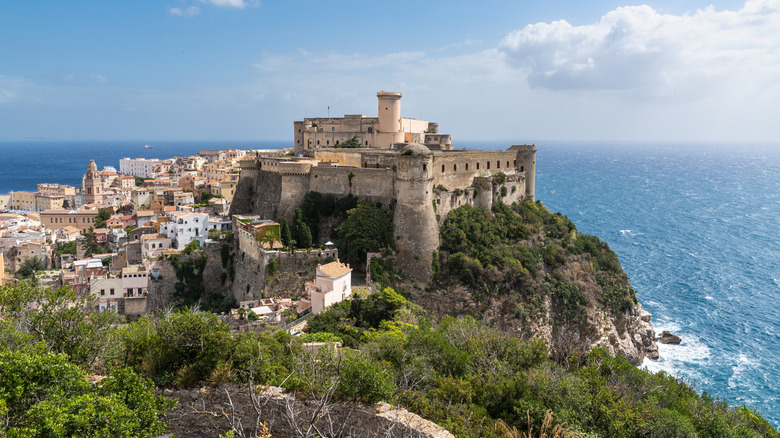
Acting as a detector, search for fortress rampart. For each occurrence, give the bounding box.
[232,143,536,280]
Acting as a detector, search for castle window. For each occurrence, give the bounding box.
[521,166,524,172]
[453,164,457,172]
[507,161,510,167]
[441,165,445,173]
[476,162,480,170]
[466,163,469,171]
[317,140,320,145]
[368,127,373,134]
[326,140,329,146]
[514,160,517,167]
[423,164,427,171]
[336,140,339,145]
[365,141,368,145]
[497,161,501,168]
[487,162,490,169]
[298,129,301,133]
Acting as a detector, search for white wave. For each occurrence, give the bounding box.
[728,354,758,390]
[620,229,632,236]
[705,296,714,301]
[642,331,712,380]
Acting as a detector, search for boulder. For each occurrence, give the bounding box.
[658,330,682,344]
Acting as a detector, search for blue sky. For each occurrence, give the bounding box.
[1,0,776,142]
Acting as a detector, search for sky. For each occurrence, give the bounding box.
[1,0,778,143]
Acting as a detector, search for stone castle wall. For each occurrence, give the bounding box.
[232,145,536,280]
[310,166,395,201]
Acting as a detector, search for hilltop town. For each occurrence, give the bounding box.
[0,91,535,329]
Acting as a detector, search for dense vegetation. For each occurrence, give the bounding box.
[437,200,636,327]
[1,279,776,437]
[291,191,394,268]
[0,282,172,437]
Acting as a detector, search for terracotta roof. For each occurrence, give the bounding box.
[317,261,352,279]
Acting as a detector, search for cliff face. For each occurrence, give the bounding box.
[412,284,657,366]
[405,200,659,366]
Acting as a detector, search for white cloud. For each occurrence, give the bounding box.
[498,0,780,100]
[198,0,256,8]
[169,6,200,17]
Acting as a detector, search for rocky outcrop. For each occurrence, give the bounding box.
[161,384,454,438]
[658,330,682,344]
[413,284,658,366]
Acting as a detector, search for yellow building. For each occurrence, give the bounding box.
[40,209,99,231]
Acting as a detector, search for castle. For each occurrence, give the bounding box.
[233,91,536,279]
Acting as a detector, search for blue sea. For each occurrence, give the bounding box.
[2,140,780,426]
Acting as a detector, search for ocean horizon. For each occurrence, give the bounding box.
[2,139,779,426]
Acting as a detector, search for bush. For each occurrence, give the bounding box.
[0,351,172,437]
[336,355,395,403]
[119,310,234,387]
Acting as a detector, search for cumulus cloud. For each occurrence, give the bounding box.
[498,0,780,98]
[169,6,201,17]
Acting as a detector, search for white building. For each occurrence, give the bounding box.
[308,261,352,314]
[160,211,209,249]
[141,233,172,259]
[121,266,149,298]
[119,158,160,178]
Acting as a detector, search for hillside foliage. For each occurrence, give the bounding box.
[438,200,636,327]
[0,280,776,437]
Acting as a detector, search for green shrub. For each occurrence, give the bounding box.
[336,356,395,403]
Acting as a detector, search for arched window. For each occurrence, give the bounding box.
[441,165,445,173]
[453,164,457,171]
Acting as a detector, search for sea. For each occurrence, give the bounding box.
[2,139,780,427]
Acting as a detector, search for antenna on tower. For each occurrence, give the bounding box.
[328,106,330,118]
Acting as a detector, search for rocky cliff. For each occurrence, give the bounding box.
[388,200,659,365]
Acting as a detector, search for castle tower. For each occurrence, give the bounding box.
[392,143,439,281]
[511,144,537,201]
[376,91,404,148]
[83,159,102,204]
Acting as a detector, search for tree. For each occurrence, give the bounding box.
[81,228,106,257]
[94,208,111,229]
[200,192,223,204]
[335,202,393,267]
[335,135,362,148]
[291,209,312,248]
[259,227,280,249]
[0,282,122,368]
[16,256,45,281]
[62,199,70,209]
[281,218,293,248]
[54,241,77,257]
